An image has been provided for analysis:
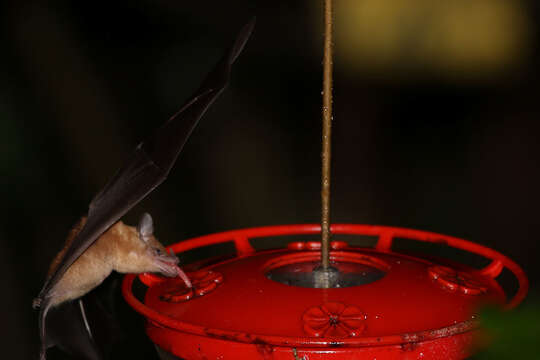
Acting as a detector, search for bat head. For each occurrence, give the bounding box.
[114,213,180,277]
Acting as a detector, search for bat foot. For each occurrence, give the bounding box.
[39,347,47,360]
[32,297,42,309]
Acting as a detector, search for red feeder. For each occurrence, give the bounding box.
[122,224,528,359]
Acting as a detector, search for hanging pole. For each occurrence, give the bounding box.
[320,0,334,270]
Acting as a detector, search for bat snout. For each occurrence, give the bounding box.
[164,253,180,265]
[154,255,181,278]
[153,252,192,288]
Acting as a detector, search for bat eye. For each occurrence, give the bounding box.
[153,248,164,256]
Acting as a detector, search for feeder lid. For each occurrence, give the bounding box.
[135,241,505,347]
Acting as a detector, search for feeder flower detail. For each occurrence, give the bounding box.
[428,265,487,295]
[160,270,223,303]
[302,302,366,338]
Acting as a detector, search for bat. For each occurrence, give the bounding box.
[37,213,189,360]
[33,18,255,360]
[34,213,191,310]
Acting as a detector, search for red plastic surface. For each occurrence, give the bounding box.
[122,224,528,359]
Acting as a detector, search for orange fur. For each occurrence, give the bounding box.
[46,218,178,307]
[47,217,87,279]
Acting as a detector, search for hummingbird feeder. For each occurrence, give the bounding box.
[122,2,528,359]
[122,224,528,360]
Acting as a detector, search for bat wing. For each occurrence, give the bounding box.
[45,275,125,360]
[45,299,103,360]
[38,18,255,301]
[36,18,254,360]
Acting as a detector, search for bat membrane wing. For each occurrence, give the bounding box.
[38,18,255,301]
[36,18,255,360]
[45,299,103,360]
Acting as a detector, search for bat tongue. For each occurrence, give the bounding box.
[164,248,191,288]
[174,265,192,289]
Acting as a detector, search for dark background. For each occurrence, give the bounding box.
[1,1,539,359]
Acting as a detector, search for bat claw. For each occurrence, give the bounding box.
[32,297,42,310]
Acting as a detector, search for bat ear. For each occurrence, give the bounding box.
[137,213,154,242]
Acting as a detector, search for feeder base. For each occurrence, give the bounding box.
[150,325,478,360]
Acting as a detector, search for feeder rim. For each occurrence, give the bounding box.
[122,223,528,347]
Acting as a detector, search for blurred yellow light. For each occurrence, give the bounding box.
[335,0,531,80]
